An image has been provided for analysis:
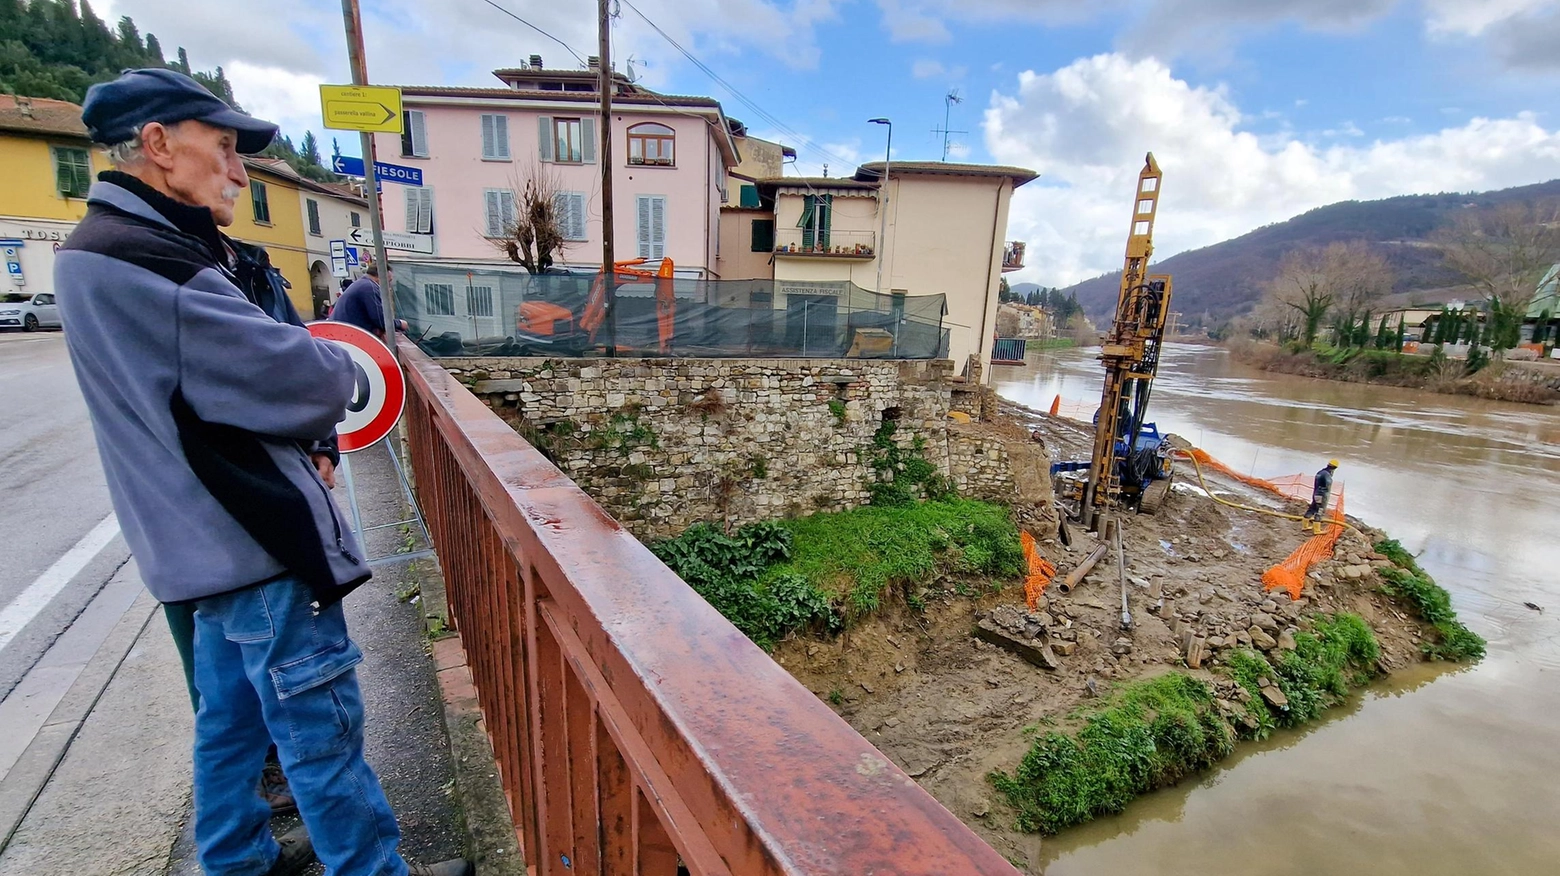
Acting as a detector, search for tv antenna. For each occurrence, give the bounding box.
[625,54,646,83]
[932,89,967,162]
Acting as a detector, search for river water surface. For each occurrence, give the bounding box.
[993,344,1560,876]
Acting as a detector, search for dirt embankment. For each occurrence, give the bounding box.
[772,401,1447,869]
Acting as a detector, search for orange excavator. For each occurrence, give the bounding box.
[514,258,676,355]
[582,258,677,353]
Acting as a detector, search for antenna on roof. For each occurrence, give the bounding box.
[932,89,967,162]
[625,54,646,83]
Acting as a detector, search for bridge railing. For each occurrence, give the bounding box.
[397,339,1021,876]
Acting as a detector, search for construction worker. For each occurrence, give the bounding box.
[1303,459,1339,533]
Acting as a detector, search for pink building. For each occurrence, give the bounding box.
[368,57,738,277]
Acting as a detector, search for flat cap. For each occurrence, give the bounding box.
[82,68,278,154]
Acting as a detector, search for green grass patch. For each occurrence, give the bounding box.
[1223,613,1380,735]
[988,673,1234,834]
[990,613,1382,834]
[1374,539,1486,661]
[650,521,836,649]
[766,498,1024,616]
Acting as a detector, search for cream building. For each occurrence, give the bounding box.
[747,161,1035,377]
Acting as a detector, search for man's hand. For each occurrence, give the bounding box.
[312,453,337,489]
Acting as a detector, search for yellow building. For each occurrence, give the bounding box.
[0,95,107,296]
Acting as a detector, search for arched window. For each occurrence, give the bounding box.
[627,122,675,166]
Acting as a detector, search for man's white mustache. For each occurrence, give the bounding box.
[222,186,242,201]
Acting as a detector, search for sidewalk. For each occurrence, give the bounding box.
[0,441,496,875]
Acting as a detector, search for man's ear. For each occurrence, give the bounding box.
[139,122,179,171]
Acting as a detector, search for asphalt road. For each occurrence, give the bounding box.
[0,331,129,698]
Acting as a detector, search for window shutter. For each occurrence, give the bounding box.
[580,117,595,163]
[495,115,510,159]
[405,188,420,232]
[500,189,517,231]
[650,196,665,260]
[751,219,774,253]
[538,117,554,161]
[411,109,430,155]
[484,189,501,236]
[54,151,72,196]
[481,114,495,159]
[740,184,760,209]
[637,196,652,258]
[573,193,587,239]
[401,112,415,156]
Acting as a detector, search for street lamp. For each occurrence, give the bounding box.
[868,118,891,294]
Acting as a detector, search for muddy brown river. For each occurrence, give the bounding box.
[993,344,1560,876]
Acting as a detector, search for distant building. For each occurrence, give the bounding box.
[743,161,1036,377]
[366,56,738,279]
[0,95,362,317]
[0,95,109,300]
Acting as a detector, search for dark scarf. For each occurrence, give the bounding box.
[98,170,231,269]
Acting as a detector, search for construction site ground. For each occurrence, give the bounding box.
[771,400,1440,869]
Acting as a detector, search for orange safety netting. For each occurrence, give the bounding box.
[1261,488,1345,600]
[1047,394,1100,424]
[1020,530,1057,610]
[1045,396,1346,601]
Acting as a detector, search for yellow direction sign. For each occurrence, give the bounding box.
[319,84,403,133]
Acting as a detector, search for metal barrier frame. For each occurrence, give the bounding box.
[399,339,1021,875]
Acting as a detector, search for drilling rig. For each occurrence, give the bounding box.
[1052,154,1175,534]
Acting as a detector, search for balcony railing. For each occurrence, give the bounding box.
[773,227,876,259]
[992,337,1027,364]
[1002,240,1026,272]
[398,339,1021,875]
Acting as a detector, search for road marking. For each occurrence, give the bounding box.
[0,514,120,652]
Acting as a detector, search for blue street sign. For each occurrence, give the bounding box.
[331,154,365,176]
[330,154,422,186]
[345,246,360,266]
[373,161,422,186]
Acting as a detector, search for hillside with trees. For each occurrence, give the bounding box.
[0,0,335,181]
[1057,178,1560,330]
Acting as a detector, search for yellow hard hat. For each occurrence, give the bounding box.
[1327,459,1340,468]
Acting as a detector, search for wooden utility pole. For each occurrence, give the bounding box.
[339,0,396,352]
[598,0,616,355]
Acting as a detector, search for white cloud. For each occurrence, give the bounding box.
[984,53,1560,286]
[1381,115,1412,123]
[912,59,947,78]
[1423,0,1554,35]
[224,62,331,146]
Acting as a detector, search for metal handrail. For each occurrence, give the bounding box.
[397,338,1020,875]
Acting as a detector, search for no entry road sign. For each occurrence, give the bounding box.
[308,322,405,452]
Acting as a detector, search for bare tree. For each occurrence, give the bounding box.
[1328,241,1393,341]
[495,164,567,273]
[1434,201,1560,351]
[1266,241,1391,346]
[1267,247,1334,345]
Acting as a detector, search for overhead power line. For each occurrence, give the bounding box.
[616,0,856,172]
[478,0,588,67]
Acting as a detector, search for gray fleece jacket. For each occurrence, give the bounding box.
[54,175,371,606]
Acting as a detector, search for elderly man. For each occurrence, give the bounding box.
[56,68,469,876]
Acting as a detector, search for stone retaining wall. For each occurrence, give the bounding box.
[437,356,1050,540]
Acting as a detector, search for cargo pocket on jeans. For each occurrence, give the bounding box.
[269,637,364,760]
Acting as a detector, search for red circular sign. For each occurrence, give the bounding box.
[307,322,405,452]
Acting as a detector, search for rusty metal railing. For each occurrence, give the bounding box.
[398,340,1021,875]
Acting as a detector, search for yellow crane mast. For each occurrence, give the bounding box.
[1079,153,1174,531]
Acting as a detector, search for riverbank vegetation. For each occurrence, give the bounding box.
[1229,339,1558,404]
[651,498,1023,648]
[989,613,1382,834]
[1374,539,1486,661]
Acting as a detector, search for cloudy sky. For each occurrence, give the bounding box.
[97,0,1560,286]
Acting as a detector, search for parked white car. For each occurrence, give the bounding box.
[0,293,61,331]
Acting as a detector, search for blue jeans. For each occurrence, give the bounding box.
[191,576,408,876]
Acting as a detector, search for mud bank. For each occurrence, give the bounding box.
[771,400,1480,868]
[1230,341,1559,405]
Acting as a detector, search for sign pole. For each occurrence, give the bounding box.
[340,0,397,356]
